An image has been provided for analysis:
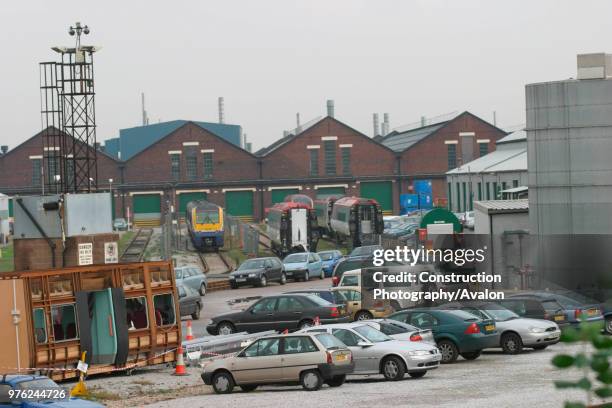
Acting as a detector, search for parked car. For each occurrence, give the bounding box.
[229,257,285,288]
[331,286,394,321]
[331,255,404,286]
[362,318,436,344]
[284,288,346,305]
[348,245,383,258]
[178,283,203,320]
[498,296,568,326]
[441,301,561,353]
[317,250,344,277]
[175,265,208,296]
[206,294,350,335]
[113,217,128,231]
[0,375,103,407]
[388,308,499,363]
[282,252,323,281]
[383,223,419,239]
[508,291,604,327]
[464,211,474,229]
[301,322,441,380]
[201,332,354,394]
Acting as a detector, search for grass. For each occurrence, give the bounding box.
[118,231,135,255]
[82,388,122,401]
[316,238,348,254]
[0,242,14,272]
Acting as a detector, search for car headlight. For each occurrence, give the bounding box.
[229,275,235,280]
[248,273,257,277]
[407,350,431,356]
[529,326,545,333]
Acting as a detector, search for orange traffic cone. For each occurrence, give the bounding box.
[186,321,194,341]
[173,345,189,376]
[314,316,321,326]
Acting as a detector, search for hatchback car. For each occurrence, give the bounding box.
[229,257,285,288]
[201,332,354,393]
[178,283,203,320]
[317,250,344,277]
[0,375,103,407]
[301,322,441,380]
[389,308,499,363]
[174,265,208,296]
[113,217,128,231]
[206,294,350,335]
[282,252,323,281]
[498,296,568,326]
[508,291,603,327]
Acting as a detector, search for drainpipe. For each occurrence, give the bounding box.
[258,159,264,222]
[395,154,402,214]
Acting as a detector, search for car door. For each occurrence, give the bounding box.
[238,298,280,332]
[335,289,361,319]
[408,312,440,336]
[331,328,372,373]
[264,259,277,281]
[275,296,308,331]
[312,253,323,276]
[183,268,196,291]
[281,336,320,380]
[231,337,283,384]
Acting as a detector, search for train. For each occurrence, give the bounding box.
[329,196,384,248]
[185,200,224,251]
[284,194,314,209]
[313,195,342,237]
[267,201,318,257]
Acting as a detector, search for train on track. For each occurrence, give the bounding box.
[329,196,384,248]
[267,201,318,257]
[185,200,224,251]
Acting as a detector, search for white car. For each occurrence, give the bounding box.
[362,319,436,345]
[301,322,441,380]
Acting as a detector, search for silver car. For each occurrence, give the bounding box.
[362,319,436,345]
[446,302,561,354]
[301,322,441,380]
[175,265,208,296]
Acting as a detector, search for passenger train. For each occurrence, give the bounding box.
[185,200,224,251]
[267,201,318,257]
[329,196,384,248]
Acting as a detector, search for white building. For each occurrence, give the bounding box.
[446,130,527,213]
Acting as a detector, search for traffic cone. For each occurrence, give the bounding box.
[282,328,289,334]
[173,345,189,376]
[314,316,321,326]
[186,321,194,341]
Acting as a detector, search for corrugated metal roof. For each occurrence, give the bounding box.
[103,120,242,161]
[497,130,526,144]
[446,147,526,174]
[380,122,448,152]
[474,199,529,213]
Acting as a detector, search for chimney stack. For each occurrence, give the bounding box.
[383,113,390,135]
[141,93,149,126]
[0,145,8,155]
[218,97,225,124]
[326,100,335,118]
[296,112,302,133]
[373,113,380,137]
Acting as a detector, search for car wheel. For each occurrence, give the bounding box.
[230,282,238,289]
[354,310,374,321]
[437,340,459,363]
[304,271,310,281]
[460,351,482,360]
[381,356,406,381]
[409,371,427,379]
[191,303,201,320]
[217,321,235,336]
[300,370,323,391]
[258,275,267,287]
[501,332,523,355]
[325,375,346,387]
[199,283,207,296]
[240,384,258,392]
[532,345,548,351]
[319,270,324,280]
[606,317,612,335]
[298,319,314,330]
[280,273,287,285]
[212,371,234,394]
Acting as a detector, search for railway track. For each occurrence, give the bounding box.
[120,228,153,263]
[198,251,232,275]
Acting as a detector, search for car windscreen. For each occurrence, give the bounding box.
[175,269,184,279]
[239,259,266,270]
[315,333,347,349]
[353,325,392,342]
[285,254,308,263]
[305,294,333,306]
[377,322,410,335]
[350,246,380,257]
[483,307,519,321]
[319,252,335,261]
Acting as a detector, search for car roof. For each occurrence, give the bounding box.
[285,289,332,293]
[395,308,480,320]
[341,269,361,276]
[304,322,371,330]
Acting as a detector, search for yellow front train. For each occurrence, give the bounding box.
[185,200,224,251]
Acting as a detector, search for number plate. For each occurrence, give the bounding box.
[236,278,247,282]
[587,309,598,316]
[554,315,565,321]
[485,324,495,331]
[335,353,348,362]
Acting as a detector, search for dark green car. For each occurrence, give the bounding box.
[388,308,499,363]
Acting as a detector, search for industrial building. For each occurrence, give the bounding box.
[446,130,527,213]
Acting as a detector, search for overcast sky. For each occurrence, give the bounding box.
[2,0,611,151]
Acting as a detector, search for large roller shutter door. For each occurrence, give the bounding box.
[270,188,299,205]
[178,192,208,217]
[360,181,393,215]
[225,190,254,222]
[133,194,161,227]
[315,186,345,199]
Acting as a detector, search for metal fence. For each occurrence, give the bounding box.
[223,215,260,257]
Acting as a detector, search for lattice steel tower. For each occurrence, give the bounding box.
[40,22,99,194]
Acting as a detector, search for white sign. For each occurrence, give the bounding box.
[104,242,118,264]
[77,360,88,373]
[78,243,93,266]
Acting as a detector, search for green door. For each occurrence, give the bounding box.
[132,194,161,227]
[270,188,299,205]
[360,181,393,214]
[178,192,208,216]
[316,186,345,199]
[8,198,13,218]
[225,190,254,222]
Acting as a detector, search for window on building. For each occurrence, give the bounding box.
[461,135,475,164]
[462,182,467,212]
[456,183,461,212]
[469,183,474,211]
[51,304,78,341]
[341,147,351,175]
[31,158,42,186]
[170,154,181,180]
[65,159,75,190]
[477,182,482,201]
[513,180,519,188]
[447,144,457,170]
[46,156,60,184]
[203,152,213,179]
[486,182,491,200]
[493,182,499,199]
[324,141,336,175]
[153,293,176,326]
[186,150,197,181]
[309,149,319,176]
[447,183,452,211]
[479,142,488,157]
[502,181,507,192]
[125,296,149,329]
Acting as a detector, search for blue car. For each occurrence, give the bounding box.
[282,252,323,281]
[0,375,103,407]
[317,250,344,277]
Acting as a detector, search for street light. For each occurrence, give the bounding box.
[88,177,94,191]
[68,22,90,50]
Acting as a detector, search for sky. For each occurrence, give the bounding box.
[1,0,612,151]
